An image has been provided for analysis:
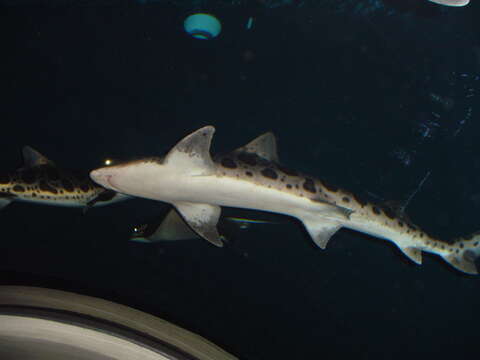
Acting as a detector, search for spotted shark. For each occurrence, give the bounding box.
[0,146,129,210]
[90,126,480,275]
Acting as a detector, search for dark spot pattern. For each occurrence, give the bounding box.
[80,182,90,192]
[220,157,237,169]
[353,193,367,207]
[372,206,381,215]
[277,165,298,176]
[286,184,292,189]
[261,168,278,180]
[62,179,74,192]
[321,180,339,193]
[237,152,257,166]
[12,185,25,193]
[39,180,58,194]
[245,171,253,177]
[342,196,350,203]
[382,206,396,220]
[303,178,316,193]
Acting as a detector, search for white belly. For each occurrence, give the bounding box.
[135,173,317,219]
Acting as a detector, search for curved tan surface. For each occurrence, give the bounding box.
[0,286,238,360]
[0,315,170,360]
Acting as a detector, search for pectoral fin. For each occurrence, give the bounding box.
[174,202,223,247]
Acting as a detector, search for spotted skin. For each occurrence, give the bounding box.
[0,146,128,211]
[214,150,480,274]
[0,165,109,207]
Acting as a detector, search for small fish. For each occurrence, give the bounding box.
[0,146,128,210]
[91,126,480,274]
[225,217,279,230]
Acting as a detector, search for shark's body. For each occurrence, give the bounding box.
[90,126,480,274]
[0,146,128,210]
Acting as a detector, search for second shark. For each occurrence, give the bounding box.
[0,146,128,211]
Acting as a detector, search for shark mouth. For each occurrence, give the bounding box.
[90,170,117,192]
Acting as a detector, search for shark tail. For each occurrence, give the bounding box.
[441,232,480,275]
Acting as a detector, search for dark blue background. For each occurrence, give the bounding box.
[1,1,480,359]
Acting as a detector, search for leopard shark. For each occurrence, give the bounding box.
[0,146,129,210]
[90,126,480,275]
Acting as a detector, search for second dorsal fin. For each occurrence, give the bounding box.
[235,132,279,162]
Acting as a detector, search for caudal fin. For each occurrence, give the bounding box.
[442,232,480,275]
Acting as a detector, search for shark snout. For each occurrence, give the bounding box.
[90,169,116,190]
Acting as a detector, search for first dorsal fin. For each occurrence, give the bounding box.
[164,126,216,176]
[22,146,55,167]
[235,132,279,162]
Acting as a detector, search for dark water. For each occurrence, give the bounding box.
[1,1,480,359]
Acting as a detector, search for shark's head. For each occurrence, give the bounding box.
[89,157,164,196]
[90,126,217,200]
